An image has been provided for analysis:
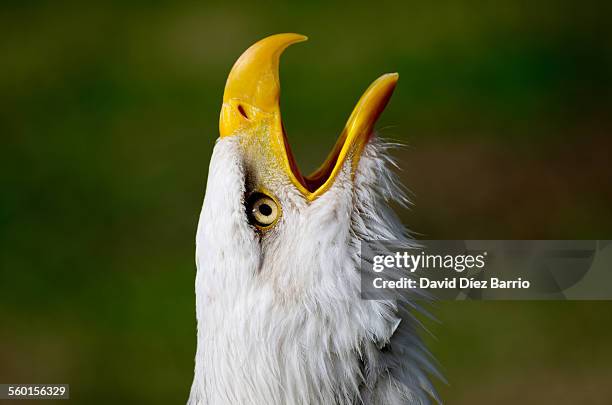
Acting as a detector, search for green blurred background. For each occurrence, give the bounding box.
[1,1,611,404]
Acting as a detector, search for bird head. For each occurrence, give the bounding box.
[197,33,402,297]
[192,33,438,404]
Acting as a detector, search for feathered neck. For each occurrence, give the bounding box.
[189,137,438,404]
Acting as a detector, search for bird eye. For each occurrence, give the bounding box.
[246,192,280,229]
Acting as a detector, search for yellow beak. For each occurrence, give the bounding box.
[219,33,398,201]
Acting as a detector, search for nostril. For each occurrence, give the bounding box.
[237,104,249,119]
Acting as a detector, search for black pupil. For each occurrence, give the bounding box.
[258,203,272,216]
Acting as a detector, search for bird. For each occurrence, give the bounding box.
[188,33,440,405]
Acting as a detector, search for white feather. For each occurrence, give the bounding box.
[189,134,440,404]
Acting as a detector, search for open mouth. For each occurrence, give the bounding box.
[219,33,398,201]
[280,125,342,194]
